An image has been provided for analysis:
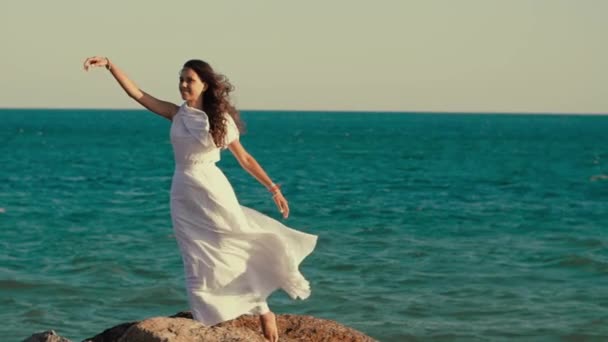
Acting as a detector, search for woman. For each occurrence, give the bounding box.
[83,56,317,342]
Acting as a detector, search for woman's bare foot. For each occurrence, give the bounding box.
[260,311,278,342]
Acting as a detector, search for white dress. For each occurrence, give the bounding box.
[169,103,317,326]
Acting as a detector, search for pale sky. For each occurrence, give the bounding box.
[0,0,606,113]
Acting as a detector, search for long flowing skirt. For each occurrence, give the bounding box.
[170,163,317,326]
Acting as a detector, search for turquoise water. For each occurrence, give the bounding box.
[1,109,607,341]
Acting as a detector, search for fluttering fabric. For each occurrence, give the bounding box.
[169,103,317,325]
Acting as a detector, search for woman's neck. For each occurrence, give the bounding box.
[187,97,204,111]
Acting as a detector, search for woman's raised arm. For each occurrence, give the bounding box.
[83,56,179,120]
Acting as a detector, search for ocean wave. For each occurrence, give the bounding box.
[556,254,608,274]
[590,174,608,182]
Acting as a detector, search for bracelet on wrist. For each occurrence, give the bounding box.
[105,57,112,71]
[268,183,281,194]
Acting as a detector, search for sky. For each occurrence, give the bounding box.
[0,0,606,113]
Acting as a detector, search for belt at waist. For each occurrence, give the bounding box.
[175,160,217,169]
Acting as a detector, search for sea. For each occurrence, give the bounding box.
[1,109,607,341]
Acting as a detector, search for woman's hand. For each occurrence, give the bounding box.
[83,56,109,71]
[272,191,290,219]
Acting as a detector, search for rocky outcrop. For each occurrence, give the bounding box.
[22,330,72,342]
[22,311,376,342]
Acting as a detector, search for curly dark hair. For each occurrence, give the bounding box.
[183,59,244,147]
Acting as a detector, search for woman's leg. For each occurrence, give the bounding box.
[260,311,278,342]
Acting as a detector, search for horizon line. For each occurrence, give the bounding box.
[0,106,607,116]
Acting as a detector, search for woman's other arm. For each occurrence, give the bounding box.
[228,140,290,219]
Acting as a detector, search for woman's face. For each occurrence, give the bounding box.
[179,68,206,102]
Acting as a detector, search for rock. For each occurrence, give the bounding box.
[118,317,264,342]
[83,321,138,342]
[216,313,376,342]
[22,330,72,342]
[84,311,376,342]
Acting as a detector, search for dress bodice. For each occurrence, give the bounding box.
[170,104,239,167]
